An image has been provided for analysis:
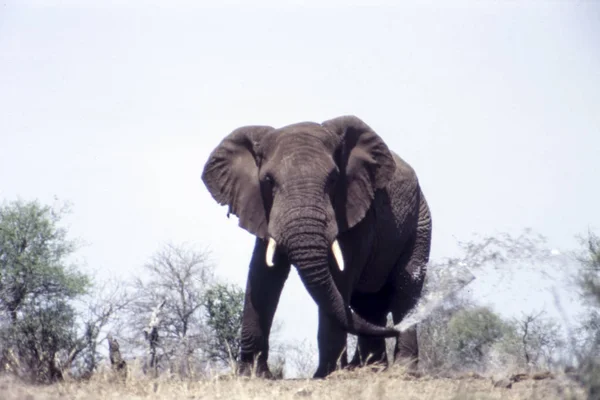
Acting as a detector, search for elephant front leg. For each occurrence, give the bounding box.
[239,238,290,378]
[314,309,348,378]
[348,289,391,369]
[392,198,431,372]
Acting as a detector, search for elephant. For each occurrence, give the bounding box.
[201,115,432,378]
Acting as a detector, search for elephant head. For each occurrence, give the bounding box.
[202,116,398,337]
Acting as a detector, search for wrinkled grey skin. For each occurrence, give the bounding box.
[202,116,432,378]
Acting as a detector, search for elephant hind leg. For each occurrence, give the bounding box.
[391,231,429,370]
[392,324,419,371]
[391,283,421,370]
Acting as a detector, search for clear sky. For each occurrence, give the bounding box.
[1,0,599,357]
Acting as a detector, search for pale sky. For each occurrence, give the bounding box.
[1,1,599,360]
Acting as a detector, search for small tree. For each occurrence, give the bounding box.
[516,310,563,369]
[71,279,132,377]
[446,306,509,370]
[126,243,214,377]
[0,199,89,383]
[573,231,600,398]
[577,231,600,309]
[418,294,474,372]
[203,283,288,375]
[204,283,244,365]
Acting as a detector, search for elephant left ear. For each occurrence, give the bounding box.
[322,115,396,231]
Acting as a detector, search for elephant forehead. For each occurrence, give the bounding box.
[273,123,338,149]
[273,138,333,170]
[275,134,328,151]
[276,152,332,179]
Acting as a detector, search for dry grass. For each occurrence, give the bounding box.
[0,366,586,400]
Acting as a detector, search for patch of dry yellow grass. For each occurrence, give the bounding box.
[0,367,586,400]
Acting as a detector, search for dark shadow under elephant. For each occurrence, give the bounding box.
[202,115,432,378]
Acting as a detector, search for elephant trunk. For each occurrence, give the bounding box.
[283,221,399,338]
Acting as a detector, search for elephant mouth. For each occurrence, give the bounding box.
[264,237,345,271]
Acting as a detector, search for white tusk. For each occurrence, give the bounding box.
[266,238,277,267]
[331,240,345,271]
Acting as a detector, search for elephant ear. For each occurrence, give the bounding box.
[322,115,396,231]
[202,125,274,239]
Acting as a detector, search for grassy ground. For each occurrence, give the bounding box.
[0,368,587,400]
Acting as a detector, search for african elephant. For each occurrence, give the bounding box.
[201,115,432,378]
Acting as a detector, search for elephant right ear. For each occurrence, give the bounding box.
[201,126,274,239]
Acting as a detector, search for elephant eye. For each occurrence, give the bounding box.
[263,173,275,188]
[326,170,339,189]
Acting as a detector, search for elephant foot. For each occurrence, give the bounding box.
[392,355,418,374]
[313,361,340,379]
[237,361,274,379]
[313,366,331,379]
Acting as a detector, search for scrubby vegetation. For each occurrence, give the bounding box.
[1,198,598,398]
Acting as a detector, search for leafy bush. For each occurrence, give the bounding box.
[204,283,244,365]
[0,200,89,382]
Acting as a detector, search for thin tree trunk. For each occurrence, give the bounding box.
[107,334,127,380]
[143,300,165,377]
